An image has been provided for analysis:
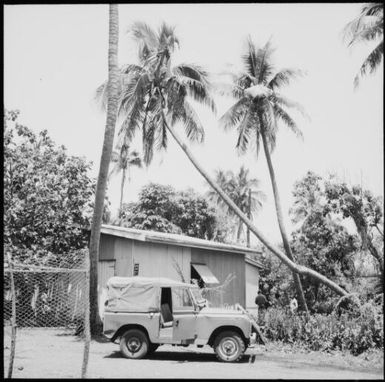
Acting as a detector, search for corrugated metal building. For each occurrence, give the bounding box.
[97,224,263,309]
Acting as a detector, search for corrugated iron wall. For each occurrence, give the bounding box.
[191,248,245,307]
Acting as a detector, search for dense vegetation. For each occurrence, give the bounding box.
[4,110,110,266]
[116,183,231,242]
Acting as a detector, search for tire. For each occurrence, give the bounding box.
[214,331,245,362]
[120,329,149,359]
[148,343,159,355]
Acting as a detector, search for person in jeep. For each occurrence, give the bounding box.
[102,276,258,362]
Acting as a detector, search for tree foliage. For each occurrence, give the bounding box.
[96,21,216,166]
[324,178,384,286]
[4,109,110,265]
[206,166,266,242]
[117,183,229,241]
[343,2,384,87]
[287,171,384,309]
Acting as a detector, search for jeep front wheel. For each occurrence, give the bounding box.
[120,329,149,359]
[214,331,245,362]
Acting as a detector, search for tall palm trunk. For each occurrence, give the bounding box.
[119,168,126,218]
[260,127,308,313]
[165,120,348,297]
[89,4,119,336]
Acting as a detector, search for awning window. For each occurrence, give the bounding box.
[191,263,219,285]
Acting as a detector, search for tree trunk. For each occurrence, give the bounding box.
[119,168,126,218]
[236,220,243,243]
[89,3,119,336]
[368,239,384,279]
[165,121,348,297]
[247,188,251,248]
[260,127,308,313]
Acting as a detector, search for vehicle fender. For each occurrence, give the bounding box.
[207,325,249,347]
[111,323,150,343]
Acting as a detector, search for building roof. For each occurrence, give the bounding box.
[107,276,198,289]
[100,224,263,268]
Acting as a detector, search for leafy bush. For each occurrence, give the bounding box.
[262,302,383,355]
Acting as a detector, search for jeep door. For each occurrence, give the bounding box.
[171,287,197,341]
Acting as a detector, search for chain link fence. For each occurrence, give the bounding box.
[3,249,90,378]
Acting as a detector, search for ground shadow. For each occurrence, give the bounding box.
[92,334,111,344]
[104,349,252,363]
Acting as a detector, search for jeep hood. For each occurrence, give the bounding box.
[199,307,246,316]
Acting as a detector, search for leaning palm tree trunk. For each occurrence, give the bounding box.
[260,129,308,312]
[165,121,348,297]
[89,3,120,335]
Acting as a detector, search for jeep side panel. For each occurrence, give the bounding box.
[194,314,252,345]
[103,312,161,343]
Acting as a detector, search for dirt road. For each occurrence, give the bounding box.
[3,329,383,379]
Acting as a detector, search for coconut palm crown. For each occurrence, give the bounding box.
[219,38,307,155]
[208,166,266,218]
[343,3,383,88]
[207,166,266,242]
[97,21,216,166]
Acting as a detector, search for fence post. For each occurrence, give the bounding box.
[7,253,17,379]
[81,251,91,379]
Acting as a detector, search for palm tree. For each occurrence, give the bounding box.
[96,22,216,166]
[96,22,348,300]
[109,135,142,218]
[219,37,309,312]
[207,166,266,243]
[344,3,383,88]
[89,4,120,335]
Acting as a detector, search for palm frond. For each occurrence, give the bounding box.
[108,162,121,180]
[255,38,275,85]
[176,100,205,143]
[272,93,310,120]
[158,22,179,52]
[173,64,217,113]
[343,2,383,46]
[268,68,305,90]
[128,151,143,168]
[236,112,258,155]
[119,100,145,145]
[173,64,209,85]
[354,40,383,88]
[242,36,258,78]
[129,22,159,62]
[142,120,156,166]
[154,113,168,151]
[119,71,150,115]
[213,82,244,99]
[219,97,251,131]
[273,104,304,140]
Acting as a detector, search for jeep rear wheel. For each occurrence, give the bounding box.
[120,329,149,359]
[214,331,245,362]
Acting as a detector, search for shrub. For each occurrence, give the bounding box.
[262,301,383,355]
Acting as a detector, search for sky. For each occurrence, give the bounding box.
[4,3,383,245]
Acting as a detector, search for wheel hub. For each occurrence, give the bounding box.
[127,337,141,353]
[222,339,237,356]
